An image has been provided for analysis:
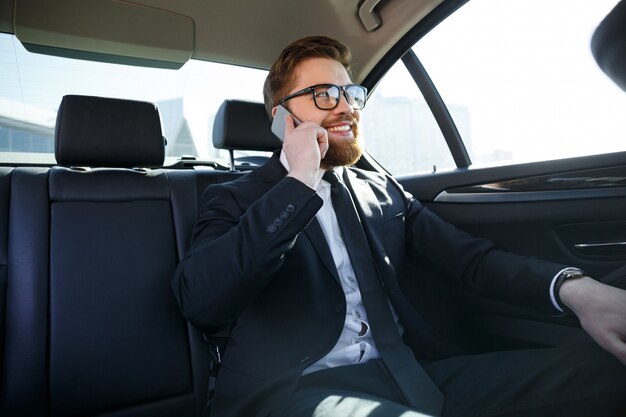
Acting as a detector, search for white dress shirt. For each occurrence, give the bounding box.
[279,152,381,374]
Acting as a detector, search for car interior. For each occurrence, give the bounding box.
[1,0,625,416]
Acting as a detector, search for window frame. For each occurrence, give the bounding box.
[361,0,470,172]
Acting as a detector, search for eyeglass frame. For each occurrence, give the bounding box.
[277,83,368,110]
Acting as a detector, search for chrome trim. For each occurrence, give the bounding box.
[574,242,626,249]
[434,188,626,203]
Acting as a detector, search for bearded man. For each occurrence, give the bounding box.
[172,36,626,417]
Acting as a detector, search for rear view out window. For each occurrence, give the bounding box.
[0,33,267,165]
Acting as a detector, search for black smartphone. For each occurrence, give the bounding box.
[271,105,301,141]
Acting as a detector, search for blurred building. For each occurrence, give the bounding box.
[362,96,472,174]
[0,98,55,153]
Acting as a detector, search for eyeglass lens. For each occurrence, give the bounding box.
[314,85,366,110]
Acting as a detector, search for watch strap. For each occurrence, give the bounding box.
[553,268,585,314]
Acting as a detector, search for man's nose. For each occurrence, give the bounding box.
[335,92,355,114]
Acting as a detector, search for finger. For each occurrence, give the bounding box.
[284,115,296,135]
[604,333,626,366]
[584,319,626,366]
[316,128,329,159]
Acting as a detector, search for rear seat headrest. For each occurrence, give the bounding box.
[55,95,165,167]
[212,99,282,151]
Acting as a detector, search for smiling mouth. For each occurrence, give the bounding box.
[327,125,352,133]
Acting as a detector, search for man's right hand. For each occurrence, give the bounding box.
[283,115,328,188]
[561,276,626,366]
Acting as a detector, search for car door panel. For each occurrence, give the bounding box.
[394,152,626,351]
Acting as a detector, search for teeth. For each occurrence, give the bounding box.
[327,125,351,133]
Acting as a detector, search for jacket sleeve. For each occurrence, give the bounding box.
[171,176,323,332]
[392,179,568,314]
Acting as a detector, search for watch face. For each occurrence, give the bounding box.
[565,271,584,280]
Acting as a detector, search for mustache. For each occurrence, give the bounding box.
[322,115,358,128]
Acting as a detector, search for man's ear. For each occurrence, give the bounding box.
[271,106,278,118]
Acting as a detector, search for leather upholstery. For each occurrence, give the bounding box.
[212,99,282,151]
[55,95,165,167]
[0,167,13,405]
[3,168,50,416]
[48,168,192,417]
[0,96,209,416]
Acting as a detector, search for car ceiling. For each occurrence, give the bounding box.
[0,0,443,83]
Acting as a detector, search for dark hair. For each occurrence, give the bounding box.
[263,36,352,117]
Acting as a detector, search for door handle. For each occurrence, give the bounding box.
[573,241,626,257]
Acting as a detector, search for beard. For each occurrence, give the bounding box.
[320,118,363,168]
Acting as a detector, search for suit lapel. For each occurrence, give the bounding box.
[304,219,340,283]
[343,168,398,281]
[342,168,384,247]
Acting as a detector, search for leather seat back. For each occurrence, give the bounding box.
[1,95,205,417]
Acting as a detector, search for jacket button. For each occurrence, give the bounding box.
[266,224,277,233]
[273,218,283,226]
[286,204,295,212]
[279,211,289,220]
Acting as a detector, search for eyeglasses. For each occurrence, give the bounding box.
[277,84,368,110]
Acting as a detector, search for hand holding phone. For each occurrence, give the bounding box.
[272,104,328,188]
[271,105,301,141]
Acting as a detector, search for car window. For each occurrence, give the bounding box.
[365,0,626,175]
[0,33,267,165]
[362,62,458,175]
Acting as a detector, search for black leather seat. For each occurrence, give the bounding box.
[212,99,281,153]
[210,99,281,172]
[0,166,12,391]
[189,99,280,215]
[1,95,207,417]
[1,97,280,416]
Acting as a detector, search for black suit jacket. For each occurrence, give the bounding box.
[171,153,566,417]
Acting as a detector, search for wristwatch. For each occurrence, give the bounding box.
[554,268,585,314]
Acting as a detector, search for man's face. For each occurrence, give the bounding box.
[277,57,363,168]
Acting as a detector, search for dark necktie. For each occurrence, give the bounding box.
[323,169,444,416]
